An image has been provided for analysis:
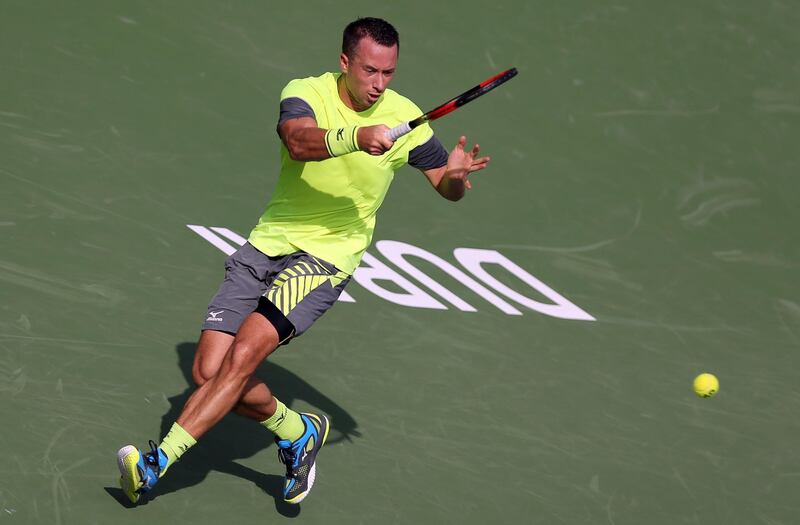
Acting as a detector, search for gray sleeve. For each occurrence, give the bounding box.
[408,135,449,170]
[276,97,316,135]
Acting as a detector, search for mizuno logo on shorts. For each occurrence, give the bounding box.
[206,310,224,322]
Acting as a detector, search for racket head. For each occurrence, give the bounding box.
[413,67,518,126]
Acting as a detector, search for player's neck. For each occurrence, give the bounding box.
[337,74,370,113]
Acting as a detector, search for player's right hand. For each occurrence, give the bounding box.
[357,125,394,156]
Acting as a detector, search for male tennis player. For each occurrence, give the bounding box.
[117,17,490,505]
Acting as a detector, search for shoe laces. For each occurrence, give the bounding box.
[143,440,163,477]
[276,440,298,479]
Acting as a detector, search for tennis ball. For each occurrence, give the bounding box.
[693,373,719,398]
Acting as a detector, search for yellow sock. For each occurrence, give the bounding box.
[159,422,197,471]
[261,398,305,442]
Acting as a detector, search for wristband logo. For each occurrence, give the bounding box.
[336,128,344,140]
[187,225,595,322]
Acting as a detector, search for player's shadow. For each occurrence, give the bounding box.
[129,341,359,517]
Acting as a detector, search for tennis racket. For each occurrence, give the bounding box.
[386,67,518,141]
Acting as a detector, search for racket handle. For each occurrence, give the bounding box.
[386,122,412,142]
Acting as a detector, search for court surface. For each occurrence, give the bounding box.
[2,1,799,523]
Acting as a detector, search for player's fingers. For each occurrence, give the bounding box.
[455,136,466,150]
[469,157,491,172]
[471,143,480,156]
[465,180,472,190]
[379,137,395,151]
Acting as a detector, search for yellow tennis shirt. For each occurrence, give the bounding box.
[248,72,434,275]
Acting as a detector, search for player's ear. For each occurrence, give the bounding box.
[339,52,349,74]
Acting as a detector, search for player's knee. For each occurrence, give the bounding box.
[192,329,235,387]
[191,353,223,387]
[227,338,276,378]
[191,365,212,387]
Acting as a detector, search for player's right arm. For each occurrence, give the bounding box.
[278,117,331,161]
[278,110,394,161]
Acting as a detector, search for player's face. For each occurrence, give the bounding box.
[339,37,398,111]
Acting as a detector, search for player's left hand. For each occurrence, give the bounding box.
[444,136,490,190]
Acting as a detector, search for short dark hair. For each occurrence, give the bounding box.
[342,17,399,58]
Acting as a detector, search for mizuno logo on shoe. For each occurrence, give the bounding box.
[206,310,224,322]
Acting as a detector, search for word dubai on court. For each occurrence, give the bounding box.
[188,225,595,322]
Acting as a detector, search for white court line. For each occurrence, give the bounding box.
[210,227,247,246]
[186,225,236,255]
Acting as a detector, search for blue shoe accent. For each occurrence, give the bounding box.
[275,413,330,504]
[137,441,168,491]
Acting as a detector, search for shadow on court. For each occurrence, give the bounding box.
[106,341,360,517]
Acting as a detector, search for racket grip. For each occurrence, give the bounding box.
[386,122,412,142]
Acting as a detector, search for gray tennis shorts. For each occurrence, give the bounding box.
[202,242,350,344]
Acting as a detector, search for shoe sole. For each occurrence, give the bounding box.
[117,445,142,504]
[286,464,316,504]
[285,415,330,504]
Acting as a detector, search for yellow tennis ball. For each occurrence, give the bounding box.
[693,373,719,398]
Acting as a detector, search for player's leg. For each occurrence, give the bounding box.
[176,312,281,438]
[154,253,347,504]
[188,243,279,420]
[192,328,277,420]
[259,254,350,504]
[116,243,274,504]
[117,312,283,504]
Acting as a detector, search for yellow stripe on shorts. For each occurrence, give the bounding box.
[265,261,333,316]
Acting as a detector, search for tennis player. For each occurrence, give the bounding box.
[117,16,490,505]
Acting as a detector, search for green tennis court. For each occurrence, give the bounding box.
[2,1,799,523]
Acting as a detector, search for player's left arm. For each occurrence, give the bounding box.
[422,136,490,202]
